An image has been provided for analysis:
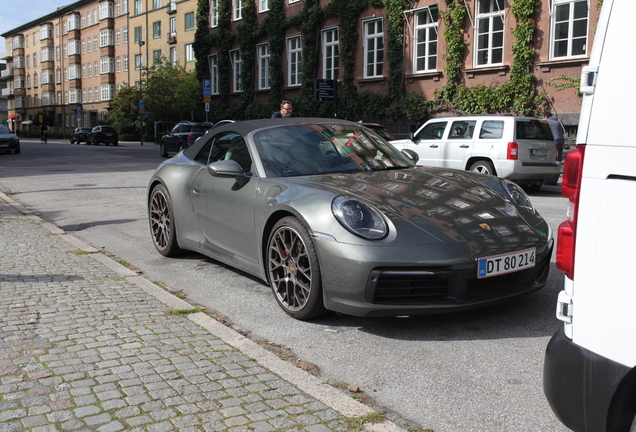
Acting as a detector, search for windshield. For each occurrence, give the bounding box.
[254,124,414,177]
[0,125,12,134]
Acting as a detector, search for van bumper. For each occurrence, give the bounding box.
[543,327,635,432]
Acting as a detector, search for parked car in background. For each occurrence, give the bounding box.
[0,125,20,154]
[390,115,560,192]
[543,1,636,431]
[87,126,119,146]
[148,118,553,320]
[69,127,92,144]
[160,121,214,157]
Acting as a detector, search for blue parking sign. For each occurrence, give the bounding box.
[203,80,211,97]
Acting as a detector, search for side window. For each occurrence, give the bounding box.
[448,120,476,139]
[416,121,447,140]
[479,120,504,139]
[193,132,243,165]
[223,137,253,174]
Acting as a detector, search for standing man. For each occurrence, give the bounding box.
[271,100,294,118]
[544,111,564,185]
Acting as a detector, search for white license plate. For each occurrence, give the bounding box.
[106,133,113,136]
[477,248,536,279]
[531,149,547,156]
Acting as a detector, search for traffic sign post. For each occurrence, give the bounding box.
[315,79,337,117]
[203,80,211,122]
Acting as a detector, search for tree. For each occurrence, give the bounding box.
[107,84,142,135]
[144,59,201,122]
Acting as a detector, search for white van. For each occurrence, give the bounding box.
[543,1,636,431]
[390,115,560,191]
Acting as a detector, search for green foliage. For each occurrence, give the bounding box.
[546,74,582,97]
[144,59,201,122]
[107,84,142,134]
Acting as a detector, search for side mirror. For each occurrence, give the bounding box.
[409,132,414,140]
[401,149,419,164]
[207,160,248,186]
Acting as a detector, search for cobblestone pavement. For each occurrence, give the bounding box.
[0,194,403,432]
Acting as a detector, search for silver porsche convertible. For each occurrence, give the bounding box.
[148,118,553,320]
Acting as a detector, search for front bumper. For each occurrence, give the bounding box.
[317,238,553,317]
[543,328,635,432]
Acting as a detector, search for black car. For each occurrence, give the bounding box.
[0,125,20,154]
[87,126,119,146]
[69,127,93,144]
[160,121,213,157]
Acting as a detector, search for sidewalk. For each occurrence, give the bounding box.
[0,193,404,432]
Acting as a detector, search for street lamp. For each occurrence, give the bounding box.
[138,40,145,146]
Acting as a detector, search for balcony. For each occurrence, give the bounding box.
[0,51,12,60]
[168,32,177,44]
[2,88,15,96]
[1,68,13,78]
[167,2,176,13]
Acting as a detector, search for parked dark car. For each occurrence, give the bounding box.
[87,126,119,146]
[0,125,20,154]
[69,127,93,144]
[160,121,214,157]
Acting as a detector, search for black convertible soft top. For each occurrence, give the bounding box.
[182,117,360,161]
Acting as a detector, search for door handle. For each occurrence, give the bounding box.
[192,187,202,194]
[460,145,469,148]
[430,144,439,148]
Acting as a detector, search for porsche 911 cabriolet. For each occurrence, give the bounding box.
[148,118,552,320]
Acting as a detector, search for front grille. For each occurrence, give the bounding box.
[370,271,449,305]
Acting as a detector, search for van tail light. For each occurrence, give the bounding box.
[556,145,586,280]
[507,142,518,159]
[187,133,195,145]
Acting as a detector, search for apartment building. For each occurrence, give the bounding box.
[1,0,197,135]
[204,0,597,135]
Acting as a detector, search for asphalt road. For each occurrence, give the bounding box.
[0,139,570,432]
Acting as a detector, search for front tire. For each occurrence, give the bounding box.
[267,216,328,320]
[469,160,496,176]
[160,141,168,158]
[149,184,182,257]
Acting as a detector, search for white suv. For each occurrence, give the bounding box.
[543,1,636,431]
[390,115,560,191]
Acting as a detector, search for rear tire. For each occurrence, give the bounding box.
[149,184,183,257]
[469,160,496,176]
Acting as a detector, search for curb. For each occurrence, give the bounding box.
[0,190,406,432]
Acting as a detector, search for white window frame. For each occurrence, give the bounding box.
[99,2,114,19]
[170,47,177,66]
[322,27,339,80]
[124,54,129,71]
[210,0,219,27]
[134,0,142,15]
[550,0,589,60]
[100,57,114,74]
[40,25,53,40]
[153,0,161,9]
[116,28,121,45]
[230,49,243,92]
[233,0,242,21]
[68,15,79,31]
[185,12,195,30]
[101,84,114,101]
[363,19,384,79]
[40,47,54,63]
[209,54,219,94]
[67,40,80,56]
[258,43,271,90]
[69,65,80,80]
[116,56,121,72]
[41,70,53,84]
[186,44,195,62]
[135,54,143,70]
[475,0,505,67]
[153,21,161,38]
[260,0,269,13]
[100,30,114,47]
[413,6,439,73]
[124,26,129,44]
[287,35,302,86]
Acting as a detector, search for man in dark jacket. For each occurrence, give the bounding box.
[271,100,294,118]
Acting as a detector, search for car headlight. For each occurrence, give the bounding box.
[332,196,388,240]
[501,180,534,211]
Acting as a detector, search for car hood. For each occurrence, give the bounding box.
[275,166,550,250]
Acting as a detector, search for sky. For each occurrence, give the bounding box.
[0,0,70,56]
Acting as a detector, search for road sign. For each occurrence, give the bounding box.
[315,79,336,102]
[204,97,211,103]
[205,103,210,112]
[203,80,211,98]
[138,99,145,111]
[77,106,82,119]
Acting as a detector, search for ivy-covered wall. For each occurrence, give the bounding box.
[194,0,592,124]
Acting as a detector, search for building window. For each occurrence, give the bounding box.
[116,56,121,72]
[68,40,80,56]
[33,53,38,67]
[88,37,92,52]
[260,0,269,13]
[233,0,242,21]
[56,68,61,83]
[551,0,588,59]
[363,19,384,78]
[69,65,80,80]
[186,44,195,62]
[116,28,121,45]
[100,30,114,47]
[123,0,128,13]
[185,12,195,30]
[101,85,114,101]
[124,26,128,43]
[413,6,438,72]
[26,56,30,69]
[115,0,120,16]
[153,50,162,64]
[124,55,129,71]
[56,46,60,61]
[34,73,38,87]
[170,17,176,34]
[134,0,142,15]
[153,0,161,9]
[209,54,219,94]
[134,26,143,44]
[231,49,242,92]
[258,43,271,90]
[99,2,113,19]
[40,25,52,40]
[322,28,339,80]
[68,15,79,31]
[288,36,302,86]
[475,0,504,66]
[100,57,114,74]
[88,63,92,77]
[170,47,177,66]
[82,64,87,78]
[135,54,143,70]
[153,21,161,38]
[210,0,218,27]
